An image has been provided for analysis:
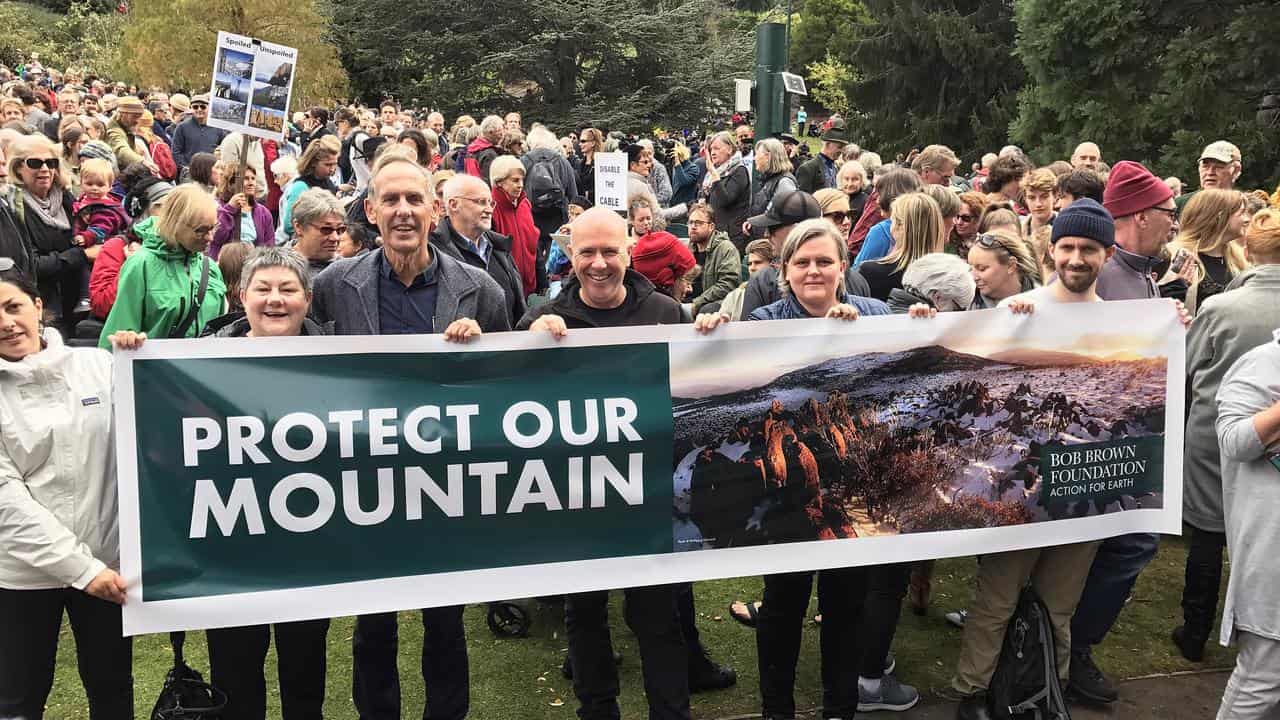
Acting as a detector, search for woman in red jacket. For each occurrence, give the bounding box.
[489,155,542,294]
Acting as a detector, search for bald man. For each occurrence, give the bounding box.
[517,207,684,331]
[1071,142,1101,170]
[519,206,690,719]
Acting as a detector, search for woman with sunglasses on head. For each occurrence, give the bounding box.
[7,134,84,335]
[574,127,604,204]
[0,263,133,720]
[966,229,1042,309]
[98,184,226,348]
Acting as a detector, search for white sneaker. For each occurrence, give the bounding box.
[945,609,968,629]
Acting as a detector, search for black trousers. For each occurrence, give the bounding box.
[206,619,331,720]
[674,582,707,661]
[0,587,132,720]
[1180,523,1228,642]
[858,562,911,678]
[352,607,469,720]
[757,568,868,719]
[565,586,690,720]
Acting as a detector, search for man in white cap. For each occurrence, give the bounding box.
[171,93,226,172]
[1177,140,1242,211]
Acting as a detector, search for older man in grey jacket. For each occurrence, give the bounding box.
[311,157,508,720]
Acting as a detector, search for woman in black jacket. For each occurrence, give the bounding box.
[749,137,798,224]
[574,127,604,203]
[700,131,751,252]
[7,134,83,334]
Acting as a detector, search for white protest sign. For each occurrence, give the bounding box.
[207,31,298,142]
[593,151,628,212]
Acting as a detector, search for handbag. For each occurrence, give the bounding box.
[150,631,227,720]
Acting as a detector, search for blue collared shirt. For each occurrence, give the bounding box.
[459,232,491,266]
[377,251,439,334]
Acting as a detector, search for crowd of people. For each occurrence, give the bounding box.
[3,54,1280,720]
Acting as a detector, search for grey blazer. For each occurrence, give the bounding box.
[311,247,512,335]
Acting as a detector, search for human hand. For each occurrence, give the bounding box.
[825,304,860,321]
[693,312,730,334]
[529,314,568,338]
[108,331,146,350]
[907,303,937,319]
[1172,299,1191,329]
[442,317,481,342]
[84,568,127,604]
[230,193,248,211]
[1006,299,1036,315]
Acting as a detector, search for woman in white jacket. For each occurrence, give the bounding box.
[0,263,131,718]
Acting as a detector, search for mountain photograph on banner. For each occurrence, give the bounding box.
[669,324,1169,552]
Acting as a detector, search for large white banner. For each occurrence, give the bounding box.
[115,300,1184,635]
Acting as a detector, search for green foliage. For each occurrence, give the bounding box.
[0,0,123,76]
[1013,0,1280,188]
[805,55,854,117]
[789,0,866,75]
[121,0,348,104]
[327,0,754,132]
[839,0,1024,161]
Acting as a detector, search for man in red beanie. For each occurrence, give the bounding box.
[1068,161,1179,706]
[1095,160,1178,302]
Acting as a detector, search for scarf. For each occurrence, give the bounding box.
[23,186,69,230]
[701,152,743,193]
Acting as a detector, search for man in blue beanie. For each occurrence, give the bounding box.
[950,198,1118,720]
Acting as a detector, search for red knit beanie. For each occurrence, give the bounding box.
[1102,160,1173,219]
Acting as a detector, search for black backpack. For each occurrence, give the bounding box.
[988,585,1071,720]
[151,631,227,720]
[526,156,566,211]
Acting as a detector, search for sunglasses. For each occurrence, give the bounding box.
[23,158,58,170]
[824,211,849,224]
[974,233,1008,250]
[312,223,348,236]
[957,214,976,223]
[191,103,208,109]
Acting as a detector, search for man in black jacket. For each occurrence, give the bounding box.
[518,207,689,720]
[433,174,528,326]
[795,123,849,195]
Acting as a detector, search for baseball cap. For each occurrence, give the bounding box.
[747,190,822,232]
[1199,140,1240,165]
[191,94,210,106]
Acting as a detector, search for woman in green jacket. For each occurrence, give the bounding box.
[99,184,226,347]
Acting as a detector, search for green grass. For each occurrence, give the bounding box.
[45,534,1231,719]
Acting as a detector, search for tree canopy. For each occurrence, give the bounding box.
[326,0,754,132]
[122,0,348,104]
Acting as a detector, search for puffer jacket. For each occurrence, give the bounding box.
[98,215,227,348]
[0,330,118,590]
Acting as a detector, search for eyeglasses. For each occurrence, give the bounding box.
[191,103,208,110]
[1145,206,1177,219]
[23,157,58,170]
[956,214,976,223]
[311,223,347,236]
[458,196,495,209]
[190,224,215,237]
[688,219,714,227]
[824,211,849,224]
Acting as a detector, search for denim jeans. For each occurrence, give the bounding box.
[1070,532,1160,651]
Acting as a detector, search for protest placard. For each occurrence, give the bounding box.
[207,31,298,142]
[593,151,628,212]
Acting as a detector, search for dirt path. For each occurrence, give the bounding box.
[708,670,1233,720]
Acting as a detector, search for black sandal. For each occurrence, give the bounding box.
[729,600,761,628]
